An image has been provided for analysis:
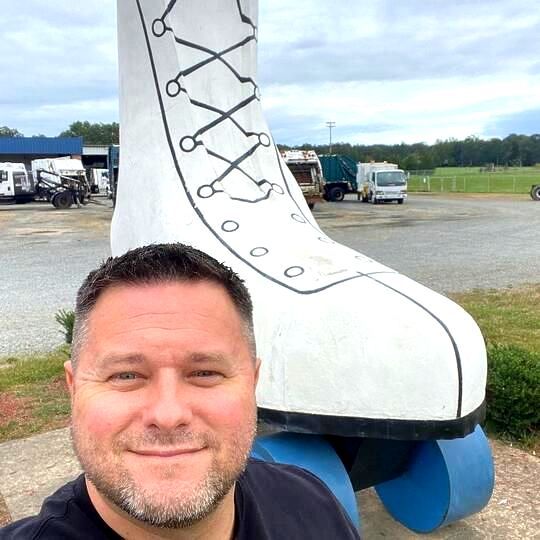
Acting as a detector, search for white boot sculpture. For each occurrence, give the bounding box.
[112,0,486,439]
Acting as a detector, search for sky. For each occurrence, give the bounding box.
[1,0,539,146]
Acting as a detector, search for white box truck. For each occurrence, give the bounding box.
[357,161,408,204]
[0,162,35,203]
[88,168,110,195]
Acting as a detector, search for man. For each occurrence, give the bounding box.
[2,243,359,539]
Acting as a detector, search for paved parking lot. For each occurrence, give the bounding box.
[1,193,539,356]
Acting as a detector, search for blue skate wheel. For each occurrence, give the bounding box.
[375,425,494,533]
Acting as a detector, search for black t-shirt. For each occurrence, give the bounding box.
[1,459,360,539]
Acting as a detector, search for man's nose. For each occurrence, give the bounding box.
[144,374,193,431]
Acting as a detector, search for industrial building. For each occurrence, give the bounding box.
[0,137,112,171]
[0,137,83,170]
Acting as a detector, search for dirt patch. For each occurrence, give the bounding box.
[0,378,70,444]
[0,393,33,428]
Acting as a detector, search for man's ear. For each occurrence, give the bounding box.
[64,360,75,398]
[254,358,261,387]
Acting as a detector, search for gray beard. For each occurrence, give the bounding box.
[71,425,254,529]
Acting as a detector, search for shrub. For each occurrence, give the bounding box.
[486,344,540,439]
[55,309,75,345]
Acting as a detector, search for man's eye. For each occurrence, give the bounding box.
[111,372,139,381]
[194,371,220,378]
[190,371,224,384]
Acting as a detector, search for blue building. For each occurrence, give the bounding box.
[0,137,83,169]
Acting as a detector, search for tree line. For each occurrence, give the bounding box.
[0,122,119,145]
[2,123,539,170]
[282,134,540,170]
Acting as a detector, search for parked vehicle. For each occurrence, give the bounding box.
[281,150,324,209]
[32,157,91,209]
[108,145,120,203]
[319,154,358,201]
[0,162,35,203]
[357,162,408,204]
[531,184,540,201]
[87,168,110,195]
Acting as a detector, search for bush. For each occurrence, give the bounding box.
[55,309,75,345]
[486,344,540,439]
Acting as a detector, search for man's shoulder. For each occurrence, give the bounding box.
[0,475,117,540]
[0,478,78,539]
[237,458,360,538]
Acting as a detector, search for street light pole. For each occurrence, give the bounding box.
[326,121,336,154]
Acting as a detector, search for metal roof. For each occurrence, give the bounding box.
[0,137,83,155]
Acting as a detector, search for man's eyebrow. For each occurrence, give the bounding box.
[95,354,147,369]
[187,352,232,365]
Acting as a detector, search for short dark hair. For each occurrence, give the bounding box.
[72,243,255,367]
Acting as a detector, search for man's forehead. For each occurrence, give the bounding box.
[91,280,236,315]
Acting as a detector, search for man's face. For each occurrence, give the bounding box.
[65,280,259,527]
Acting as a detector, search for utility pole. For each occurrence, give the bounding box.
[326,121,336,154]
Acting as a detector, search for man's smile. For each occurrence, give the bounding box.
[128,446,207,458]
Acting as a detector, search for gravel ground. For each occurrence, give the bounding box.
[1,193,539,357]
[0,201,112,357]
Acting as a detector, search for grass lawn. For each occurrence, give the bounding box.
[0,347,71,443]
[449,284,540,354]
[409,166,540,193]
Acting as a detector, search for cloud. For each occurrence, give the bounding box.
[258,0,540,85]
[1,0,539,145]
[486,108,540,137]
[0,0,118,135]
[264,105,394,146]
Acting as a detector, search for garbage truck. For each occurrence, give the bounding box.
[281,150,324,209]
[0,162,35,203]
[319,154,358,201]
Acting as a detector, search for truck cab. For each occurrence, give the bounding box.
[0,162,35,203]
[358,162,408,204]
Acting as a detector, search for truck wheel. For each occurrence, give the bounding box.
[328,187,345,202]
[52,191,73,209]
[398,199,404,204]
[531,185,540,201]
[308,202,315,210]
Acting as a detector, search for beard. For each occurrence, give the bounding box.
[71,414,256,529]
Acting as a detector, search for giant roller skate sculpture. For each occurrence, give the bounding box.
[112,0,494,532]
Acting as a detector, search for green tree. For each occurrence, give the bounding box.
[0,126,23,137]
[59,121,119,145]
